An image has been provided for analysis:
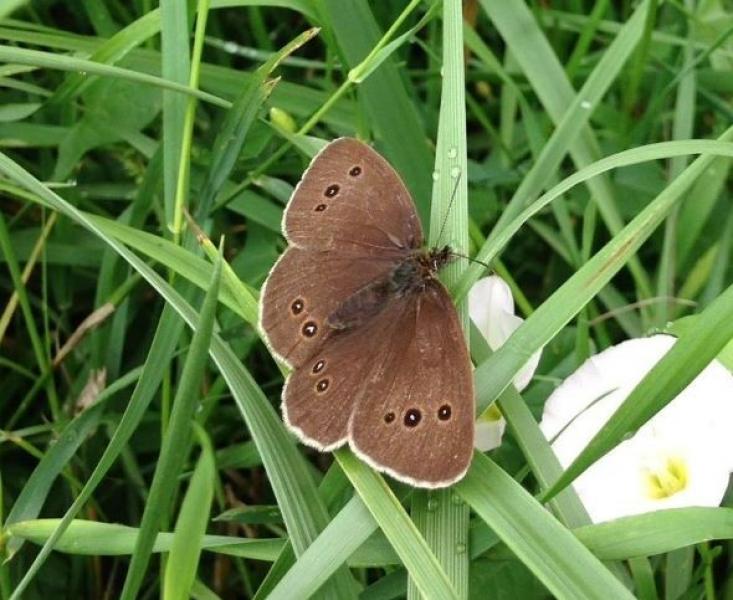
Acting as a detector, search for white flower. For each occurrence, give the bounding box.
[469,275,542,451]
[540,334,733,523]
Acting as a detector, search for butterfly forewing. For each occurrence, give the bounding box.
[348,282,474,488]
[284,138,423,252]
[260,247,399,368]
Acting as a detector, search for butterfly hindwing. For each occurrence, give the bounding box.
[282,296,407,450]
[348,282,475,488]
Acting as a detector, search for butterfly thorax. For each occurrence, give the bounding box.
[326,245,453,331]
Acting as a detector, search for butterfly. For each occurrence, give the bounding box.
[259,138,474,488]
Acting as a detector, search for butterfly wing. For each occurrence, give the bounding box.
[348,282,475,488]
[283,138,423,252]
[281,297,407,450]
[260,247,400,368]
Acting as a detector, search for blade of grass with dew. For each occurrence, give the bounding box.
[335,449,458,600]
[455,452,634,600]
[470,131,733,419]
[478,0,650,249]
[478,0,653,299]
[542,279,733,503]
[0,153,357,599]
[320,0,433,223]
[163,424,216,600]
[2,367,142,558]
[119,242,222,599]
[409,0,469,597]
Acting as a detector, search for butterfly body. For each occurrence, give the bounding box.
[328,246,453,331]
[260,138,474,488]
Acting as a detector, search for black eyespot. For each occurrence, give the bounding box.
[302,321,317,337]
[384,412,395,424]
[316,378,329,393]
[312,359,325,374]
[349,166,362,177]
[438,404,452,421]
[404,408,421,427]
[314,203,327,212]
[291,298,304,315]
[324,184,339,197]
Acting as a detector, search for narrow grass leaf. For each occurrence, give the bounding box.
[455,453,634,600]
[0,45,228,107]
[163,426,216,600]
[335,450,458,600]
[120,245,222,599]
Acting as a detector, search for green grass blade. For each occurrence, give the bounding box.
[336,450,458,600]
[163,425,216,600]
[120,242,223,599]
[0,45,228,107]
[2,367,141,558]
[409,0,469,597]
[161,0,191,232]
[456,453,634,600]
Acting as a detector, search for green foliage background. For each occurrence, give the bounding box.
[1,0,733,598]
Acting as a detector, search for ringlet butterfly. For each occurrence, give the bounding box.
[260,138,474,488]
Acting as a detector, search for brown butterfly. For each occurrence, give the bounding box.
[259,138,474,488]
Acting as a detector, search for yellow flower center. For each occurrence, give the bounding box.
[644,456,688,499]
[479,404,503,423]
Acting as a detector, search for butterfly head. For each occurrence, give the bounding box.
[423,245,454,275]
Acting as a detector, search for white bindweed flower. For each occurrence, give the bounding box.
[469,275,542,451]
[540,334,733,523]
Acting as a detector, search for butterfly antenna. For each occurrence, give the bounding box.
[434,171,462,248]
[448,250,491,270]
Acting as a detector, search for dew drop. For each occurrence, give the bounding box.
[427,497,439,511]
[447,147,457,159]
[450,166,461,178]
[451,493,463,506]
[455,542,467,554]
[580,100,592,110]
[432,170,440,182]
[223,41,238,53]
